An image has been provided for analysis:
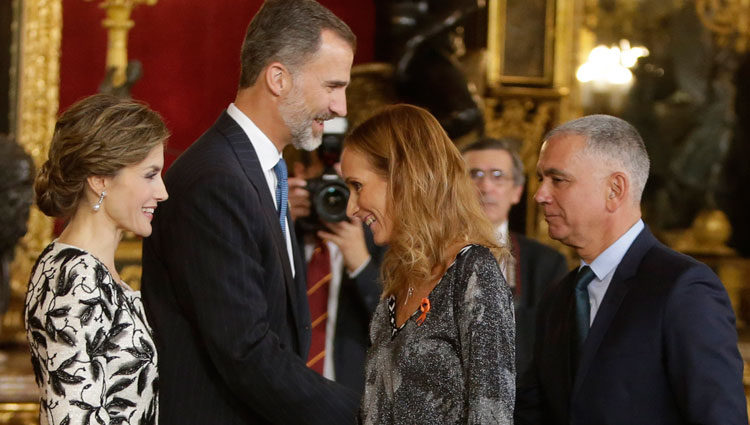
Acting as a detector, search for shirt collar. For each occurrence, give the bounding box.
[226,103,282,171]
[582,219,645,280]
[495,221,509,244]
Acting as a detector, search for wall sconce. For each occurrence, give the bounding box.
[576,40,649,114]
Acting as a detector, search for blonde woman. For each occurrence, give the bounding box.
[341,104,515,424]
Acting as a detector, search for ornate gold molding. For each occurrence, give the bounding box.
[3,0,61,344]
[696,0,750,52]
[0,402,38,425]
[483,94,558,235]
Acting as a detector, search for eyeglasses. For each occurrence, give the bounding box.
[469,168,514,185]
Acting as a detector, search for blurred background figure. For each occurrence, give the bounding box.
[374,0,485,139]
[0,136,34,326]
[288,117,384,395]
[342,104,515,424]
[462,137,568,379]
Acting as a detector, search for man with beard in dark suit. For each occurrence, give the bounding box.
[515,115,747,425]
[141,1,360,423]
[462,137,568,379]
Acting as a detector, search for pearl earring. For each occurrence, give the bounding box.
[93,191,106,212]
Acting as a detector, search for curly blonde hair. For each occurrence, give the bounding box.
[344,104,509,297]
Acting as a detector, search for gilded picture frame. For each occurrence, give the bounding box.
[487,0,556,86]
[1,0,20,136]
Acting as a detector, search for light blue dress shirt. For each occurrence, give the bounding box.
[579,219,645,324]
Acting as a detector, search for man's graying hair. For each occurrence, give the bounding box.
[545,114,650,202]
[461,137,526,187]
[239,0,356,88]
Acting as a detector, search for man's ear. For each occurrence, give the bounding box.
[265,62,290,97]
[605,172,629,212]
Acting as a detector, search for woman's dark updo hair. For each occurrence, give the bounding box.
[35,94,169,218]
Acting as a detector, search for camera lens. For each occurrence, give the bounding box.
[314,182,349,222]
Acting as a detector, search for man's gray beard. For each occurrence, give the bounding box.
[292,127,322,151]
[280,86,323,152]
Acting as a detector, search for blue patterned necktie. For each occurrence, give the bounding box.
[573,265,596,354]
[273,158,288,237]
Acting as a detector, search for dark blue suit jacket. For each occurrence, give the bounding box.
[334,256,381,393]
[141,112,359,425]
[515,226,747,425]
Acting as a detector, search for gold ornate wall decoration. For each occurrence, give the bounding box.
[483,87,564,235]
[114,232,146,290]
[0,402,37,425]
[3,0,62,345]
[696,0,750,52]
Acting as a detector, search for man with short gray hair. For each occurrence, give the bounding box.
[515,114,747,425]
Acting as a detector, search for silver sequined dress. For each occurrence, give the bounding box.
[361,245,515,424]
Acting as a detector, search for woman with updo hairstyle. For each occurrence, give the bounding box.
[341,104,515,424]
[24,93,168,425]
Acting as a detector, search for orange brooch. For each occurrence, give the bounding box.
[416,298,431,326]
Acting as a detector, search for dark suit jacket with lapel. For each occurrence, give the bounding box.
[297,225,384,395]
[141,112,359,425]
[509,232,568,379]
[515,226,747,425]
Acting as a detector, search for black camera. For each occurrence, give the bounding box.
[298,117,350,233]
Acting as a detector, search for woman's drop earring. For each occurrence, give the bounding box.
[93,191,106,212]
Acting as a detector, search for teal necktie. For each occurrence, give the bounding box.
[573,266,595,353]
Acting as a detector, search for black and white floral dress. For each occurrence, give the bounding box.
[24,241,158,425]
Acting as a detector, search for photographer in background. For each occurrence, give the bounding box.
[288,117,384,395]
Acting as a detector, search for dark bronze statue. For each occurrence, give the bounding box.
[99,60,143,98]
[0,135,34,316]
[375,0,485,139]
[621,5,737,233]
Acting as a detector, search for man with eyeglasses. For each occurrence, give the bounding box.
[462,137,568,378]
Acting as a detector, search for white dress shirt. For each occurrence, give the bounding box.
[495,221,515,288]
[579,219,645,324]
[227,103,295,276]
